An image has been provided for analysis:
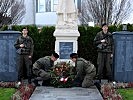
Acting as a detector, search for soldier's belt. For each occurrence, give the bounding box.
[36,61,44,68]
[86,64,95,74]
[33,62,40,69]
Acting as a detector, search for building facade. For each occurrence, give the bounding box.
[21,0,82,26]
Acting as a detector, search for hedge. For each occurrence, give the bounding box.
[1,24,133,69]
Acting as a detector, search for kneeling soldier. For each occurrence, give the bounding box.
[70,53,96,88]
[32,53,59,86]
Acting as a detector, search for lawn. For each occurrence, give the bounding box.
[118,88,133,100]
[0,88,16,100]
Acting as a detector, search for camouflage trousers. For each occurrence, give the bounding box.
[82,68,96,88]
[32,63,51,81]
[97,52,112,80]
[17,54,32,81]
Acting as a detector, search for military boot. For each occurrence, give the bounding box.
[42,79,51,86]
[28,78,32,84]
[33,79,40,86]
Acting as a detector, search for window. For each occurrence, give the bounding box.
[53,0,58,12]
[46,0,51,12]
[36,0,45,12]
[36,0,80,13]
[36,0,52,12]
[77,0,81,12]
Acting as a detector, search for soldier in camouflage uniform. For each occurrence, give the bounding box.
[14,27,34,84]
[32,53,59,86]
[94,23,113,82]
[70,53,96,88]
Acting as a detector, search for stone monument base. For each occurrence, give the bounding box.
[54,25,80,61]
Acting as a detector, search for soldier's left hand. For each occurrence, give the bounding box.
[111,54,113,58]
[29,56,32,58]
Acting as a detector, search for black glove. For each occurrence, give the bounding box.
[72,77,82,87]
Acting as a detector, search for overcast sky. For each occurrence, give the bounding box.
[122,0,133,24]
[123,13,133,24]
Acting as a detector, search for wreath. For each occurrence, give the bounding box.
[50,62,76,88]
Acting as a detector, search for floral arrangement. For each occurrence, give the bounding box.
[12,84,35,100]
[50,62,75,88]
[101,82,133,100]
[0,81,17,88]
[0,81,35,100]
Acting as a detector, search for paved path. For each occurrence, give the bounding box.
[30,86,103,100]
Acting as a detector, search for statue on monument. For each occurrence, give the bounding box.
[56,0,78,26]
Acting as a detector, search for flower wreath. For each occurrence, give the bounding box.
[50,62,76,88]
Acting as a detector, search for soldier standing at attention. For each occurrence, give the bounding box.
[14,27,34,84]
[94,23,113,82]
[32,53,59,86]
[70,53,96,88]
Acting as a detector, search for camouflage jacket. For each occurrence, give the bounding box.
[14,35,34,56]
[94,31,113,53]
[75,58,96,80]
[33,56,54,72]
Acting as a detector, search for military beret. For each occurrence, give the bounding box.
[70,53,78,58]
[102,23,108,27]
[52,52,59,58]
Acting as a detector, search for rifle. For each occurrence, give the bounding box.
[96,34,112,50]
[101,34,112,40]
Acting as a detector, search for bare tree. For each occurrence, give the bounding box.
[0,0,26,27]
[79,0,132,25]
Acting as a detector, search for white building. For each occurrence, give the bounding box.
[21,0,82,26]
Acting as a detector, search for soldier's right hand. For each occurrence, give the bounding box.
[20,44,24,48]
[101,39,106,43]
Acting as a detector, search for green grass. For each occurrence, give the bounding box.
[118,88,133,100]
[0,88,16,100]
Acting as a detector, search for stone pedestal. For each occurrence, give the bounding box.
[54,25,80,61]
[54,0,80,61]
